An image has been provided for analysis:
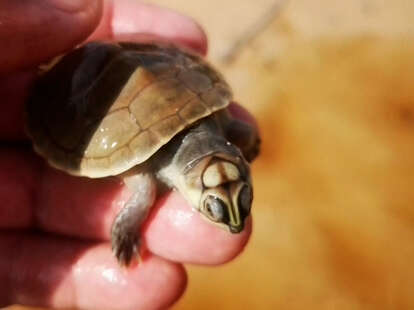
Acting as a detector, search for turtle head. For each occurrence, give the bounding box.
[183,154,252,233]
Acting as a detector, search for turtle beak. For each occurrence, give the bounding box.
[229,222,244,233]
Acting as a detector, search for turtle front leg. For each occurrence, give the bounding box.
[111,172,156,266]
[226,119,261,162]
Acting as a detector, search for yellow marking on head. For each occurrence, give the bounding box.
[202,161,240,187]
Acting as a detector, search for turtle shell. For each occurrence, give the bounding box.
[26,42,232,177]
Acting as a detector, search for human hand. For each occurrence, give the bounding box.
[0,1,252,309]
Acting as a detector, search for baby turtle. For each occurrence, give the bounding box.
[26,41,260,266]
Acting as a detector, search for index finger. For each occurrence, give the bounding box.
[0,0,207,75]
[0,0,102,75]
[89,0,207,55]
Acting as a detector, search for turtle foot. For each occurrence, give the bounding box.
[111,227,141,267]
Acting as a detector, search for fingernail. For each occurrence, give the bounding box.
[46,0,96,13]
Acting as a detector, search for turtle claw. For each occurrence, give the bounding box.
[112,230,140,267]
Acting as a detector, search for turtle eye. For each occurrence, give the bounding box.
[204,196,226,222]
[238,184,253,216]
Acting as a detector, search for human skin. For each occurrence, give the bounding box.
[0,1,253,309]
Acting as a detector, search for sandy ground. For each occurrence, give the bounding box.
[9,0,414,309]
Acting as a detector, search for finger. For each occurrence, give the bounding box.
[0,0,102,74]
[229,102,260,131]
[0,72,35,140]
[89,0,208,55]
[0,147,41,228]
[0,233,186,310]
[144,192,253,265]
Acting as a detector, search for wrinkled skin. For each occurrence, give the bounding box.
[0,1,255,309]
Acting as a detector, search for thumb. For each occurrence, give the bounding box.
[0,0,102,75]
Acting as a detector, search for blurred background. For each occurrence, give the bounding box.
[11,0,414,309]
